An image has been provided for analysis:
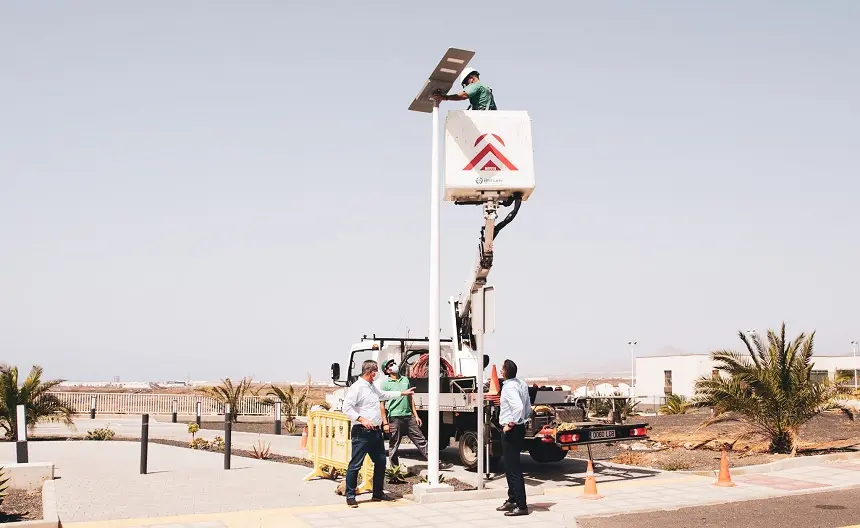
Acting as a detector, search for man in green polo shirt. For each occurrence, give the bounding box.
[379,359,452,469]
[433,68,497,110]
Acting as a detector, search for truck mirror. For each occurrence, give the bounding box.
[483,354,489,368]
[330,362,340,381]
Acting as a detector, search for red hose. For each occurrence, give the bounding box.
[408,353,456,378]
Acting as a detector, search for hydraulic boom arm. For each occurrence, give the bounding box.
[453,193,523,350]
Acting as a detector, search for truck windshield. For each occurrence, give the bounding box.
[349,349,375,380]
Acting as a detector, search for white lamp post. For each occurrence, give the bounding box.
[628,341,637,398]
[851,341,858,390]
[408,47,474,488]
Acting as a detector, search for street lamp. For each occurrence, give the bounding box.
[408,47,474,488]
[628,341,637,398]
[851,341,858,390]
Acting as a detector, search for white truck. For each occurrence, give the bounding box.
[326,196,649,469]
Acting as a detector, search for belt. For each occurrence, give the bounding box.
[352,424,382,431]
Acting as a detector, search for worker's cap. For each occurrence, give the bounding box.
[382,359,398,373]
[460,67,480,87]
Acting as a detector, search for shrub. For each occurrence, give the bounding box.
[189,438,211,450]
[251,439,271,460]
[86,426,115,441]
[211,436,225,452]
[660,394,690,415]
[187,423,199,438]
[385,464,408,484]
[0,467,8,508]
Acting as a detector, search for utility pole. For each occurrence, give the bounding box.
[408,47,474,489]
[628,341,637,398]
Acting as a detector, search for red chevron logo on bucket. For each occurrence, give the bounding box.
[463,133,519,172]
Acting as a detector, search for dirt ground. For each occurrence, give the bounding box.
[197,420,304,436]
[568,410,860,472]
[0,489,42,522]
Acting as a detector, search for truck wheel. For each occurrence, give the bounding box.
[528,443,568,463]
[458,431,478,470]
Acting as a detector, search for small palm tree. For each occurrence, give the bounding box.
[262,384,309,425]
[0,365,74,439]
[660,394,690,415]
[692,323,854,454]
[196,377,254,423]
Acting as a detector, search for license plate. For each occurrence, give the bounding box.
[590,429,616,440]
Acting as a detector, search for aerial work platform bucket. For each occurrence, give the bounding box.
[444,110,536,204]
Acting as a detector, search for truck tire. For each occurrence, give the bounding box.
[458,430,478,469]
[528,443,568,463]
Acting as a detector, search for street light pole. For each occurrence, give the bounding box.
[851,341,858,390]
[426,98,442,487]
[407,47,475,489]
[628,341,637,398]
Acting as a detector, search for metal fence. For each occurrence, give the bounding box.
[49,392,274,416]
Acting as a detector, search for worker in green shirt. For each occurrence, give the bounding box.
[379,359,453,469]
[433,67,497,110]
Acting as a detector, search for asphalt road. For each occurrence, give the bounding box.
[577,487,860,528]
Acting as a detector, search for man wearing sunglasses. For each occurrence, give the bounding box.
[380,359,453,470]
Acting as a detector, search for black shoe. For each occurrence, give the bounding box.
[504,506,529,517]
[372,494,395,502]
[346,498,358,508]
[439,462,453,470]
[496,501,515,512]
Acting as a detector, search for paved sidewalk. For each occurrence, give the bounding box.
[57,457,860,527]
[0,440,341,523]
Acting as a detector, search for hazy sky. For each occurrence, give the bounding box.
[2,1,858,383]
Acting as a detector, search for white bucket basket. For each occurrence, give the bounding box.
[444,110,535,203]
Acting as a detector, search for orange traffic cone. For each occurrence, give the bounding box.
[299,426,308,450]
[579,459,603,500]
[714,450,736,487]
[485,365,501,403]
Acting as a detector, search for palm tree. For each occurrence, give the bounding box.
[691,323,854,454]
[660,394,690,415]
[196,376,254,423]
[0,365,74,439]
[262,384,309,424]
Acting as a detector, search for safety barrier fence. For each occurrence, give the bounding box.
[303,409,374,493]
[46,392,275,416]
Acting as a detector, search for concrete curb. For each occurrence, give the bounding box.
[6,480,59,528]
[680,450,860,478]
[409,485,546,504]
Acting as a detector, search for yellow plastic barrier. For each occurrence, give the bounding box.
[303,410,375,494]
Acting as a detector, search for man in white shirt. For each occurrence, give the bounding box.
[341,358,415,507]
[496,359,531,517]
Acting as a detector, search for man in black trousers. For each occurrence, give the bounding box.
[496,359,531,516]
[341,359,415,507]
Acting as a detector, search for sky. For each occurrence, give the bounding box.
[2,1,859,383]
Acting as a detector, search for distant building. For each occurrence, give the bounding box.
[635,348,860,401]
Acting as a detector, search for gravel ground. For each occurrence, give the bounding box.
[566,411,860,472]
[0,489,42,522]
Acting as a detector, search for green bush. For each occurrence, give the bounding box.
[85,426,115,441]
[189,437,210,450]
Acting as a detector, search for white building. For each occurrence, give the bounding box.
[635,349,860,401]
